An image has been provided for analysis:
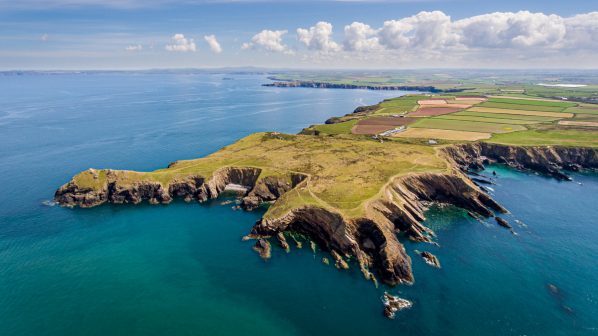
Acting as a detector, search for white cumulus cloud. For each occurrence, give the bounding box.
[343,22,380,52]
[297,21,340,53]
[242,29,291,54]
[165,34,196,52]
[454,11,566,48]
[378,11,457,50]
[204,34,222,53]
[563,12,598,49]
[242,10,598,66]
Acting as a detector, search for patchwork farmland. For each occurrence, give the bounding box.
[302,92,596,143]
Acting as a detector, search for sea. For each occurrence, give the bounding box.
[0,72,597,335]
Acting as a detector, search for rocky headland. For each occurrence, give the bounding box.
[54,127,597,287]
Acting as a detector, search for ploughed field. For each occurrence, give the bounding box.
[303,94,598,144]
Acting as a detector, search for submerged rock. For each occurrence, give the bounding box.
[471,177,494,185]
[382,292,413,319]
[547,283,560,297]
[546,283,575,315]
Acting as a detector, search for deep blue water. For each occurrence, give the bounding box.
[0,73,597,335]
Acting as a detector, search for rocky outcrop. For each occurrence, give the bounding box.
[418,251,441,268]
[382,292,413,319]
[253,239,271,259]
[443,143,598,180]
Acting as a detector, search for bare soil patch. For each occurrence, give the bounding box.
[352,124,395,135]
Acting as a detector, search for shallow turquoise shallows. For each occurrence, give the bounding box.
[0,73,597,335]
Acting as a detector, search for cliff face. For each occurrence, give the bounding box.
[443,143,598,180]
[250,171,506,286]
[55,167,304,210]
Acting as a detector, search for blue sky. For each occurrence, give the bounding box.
[1,0,597,69]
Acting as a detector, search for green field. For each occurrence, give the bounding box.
[312,119,358,135]
[487,97,577,108]
[488,129,598,147]
[373,96,420,115]
[453,111,558,122]
[478,102,567,112]
[411,118,527,133]
[435,115,540,125]
[565,106,598,115]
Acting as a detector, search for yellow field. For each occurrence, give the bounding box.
[393,128,492,141]
[559,121,598,127]
[418,99,446,105]
[467,107,574,118]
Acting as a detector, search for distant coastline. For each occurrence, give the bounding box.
[263,77,467,93]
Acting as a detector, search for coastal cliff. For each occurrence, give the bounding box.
[55,166,305,210]
[443,143,598,180]
[251,170,506,285]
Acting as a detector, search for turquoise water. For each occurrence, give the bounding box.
[1,73,597,335]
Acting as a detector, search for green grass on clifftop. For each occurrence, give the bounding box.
[486,129,598,147]
[70,133,449,219]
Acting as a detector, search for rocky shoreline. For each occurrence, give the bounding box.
[443,143,598,180]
